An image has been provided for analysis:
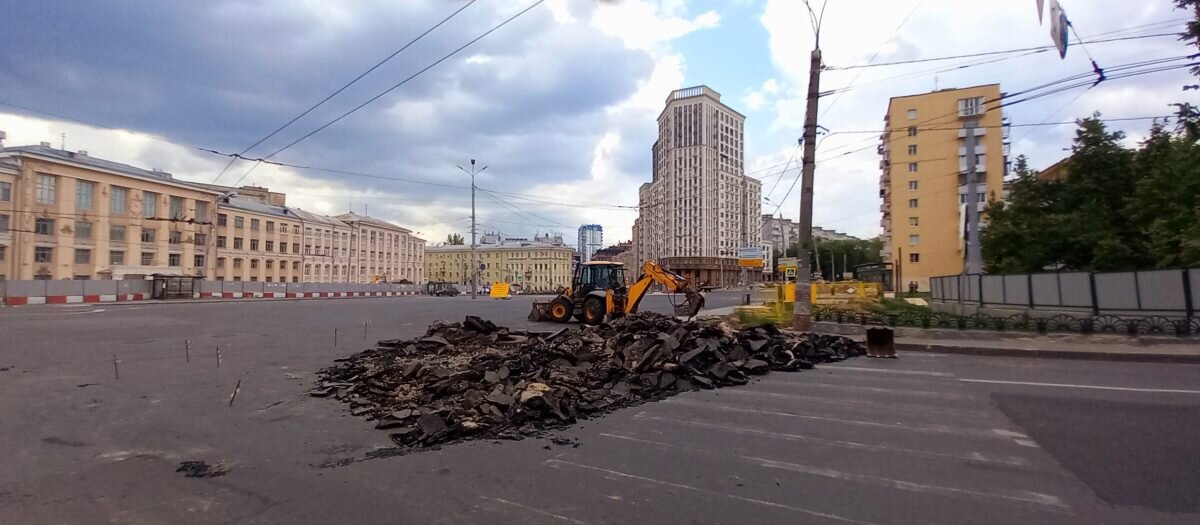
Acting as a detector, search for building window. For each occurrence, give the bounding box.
[266,260,274,270]
[109,224,126,241]
[292,243,300,254]
[279,243,287,254]
[143,191,158,218]
[908,180,919,191]
[292,261,300,271]
[217,213,228,226]
[216,257,226,268]
[959,193,987,204]
[233,237,243,249]
[36,174,56,204]
[74,249,91,264]
[110,186,127,214]
[908,198,919,209]
[169,196,184,219]
[250,218,260,231]
[75,221,92,239]
[907,145,917,155]
[34,246,53,263]
[169,231,182,245]
[76,180,95,210]
[0,181,10,201]
[907,126,918,137]
[110,251,125,265]
[141,228,156,243]
[234,216,244,228]
[266,221,274,233]
[958,96,984,117]
[265,240,274,252]
[216,236,227,248]
[142,252,155,266]
[250,259,259,269]
[35,218,55,235]
[233,258,243,269]
[908,162,918,173]
[907,109,917,120]
[169,253,181,267]
[909,216,919,227]
[195,201,209,222]
[909,235,920,245]
[0,214,7,233]
[250,239,259,251]
[909,253,920,263]
[194,233,207,246]
[194,254,205,268]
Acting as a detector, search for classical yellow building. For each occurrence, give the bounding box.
[212,196,304,282]
[879,84,1008,291]
[0,144,219,280]
[425,244,574,293]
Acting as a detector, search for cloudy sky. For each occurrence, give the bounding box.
[0,0,1194,245]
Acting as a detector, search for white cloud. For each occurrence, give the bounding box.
[591,1,719,51]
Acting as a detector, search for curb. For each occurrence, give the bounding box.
[895,342,1200,364]
[20,294,432,308]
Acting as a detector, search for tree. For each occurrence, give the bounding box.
[782,237,884,280]
[1178,0,1200,77]
[446,233,465,245]
[982,115,1200,272]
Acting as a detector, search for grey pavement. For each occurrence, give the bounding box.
[0,293,1198,524]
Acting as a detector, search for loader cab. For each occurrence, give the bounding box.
[573,262,627,297]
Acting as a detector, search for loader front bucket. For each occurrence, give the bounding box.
[529,301,552,322]
[673,291,706,319]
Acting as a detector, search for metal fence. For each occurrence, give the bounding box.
[930,268,1199,318]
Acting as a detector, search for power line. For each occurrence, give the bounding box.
[819,0,926,118]
[259,0,545,162]
[211,1,477,185]
[826,33,1178,70]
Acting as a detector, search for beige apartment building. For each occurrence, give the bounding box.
[286,207,352,283]
[425,244,573,293]
[879,84,1009,291]
[212,196,304,282]
[0,144,218,281]
[336,212,424,283]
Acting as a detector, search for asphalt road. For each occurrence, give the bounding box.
[0,294,1198,524]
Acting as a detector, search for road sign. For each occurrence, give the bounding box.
[785,268,797,279]
[490,282,510,299]
[1048,0,1068,59]
[738,258,764,268]
[778,257,798,268]
[737,247,763,259]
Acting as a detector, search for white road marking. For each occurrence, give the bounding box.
[543,459,876,524]
[991,429,1031,439]
[623,417,1036,468]
[1015,439,1040,448]
[825,365,953,377]
[666,398,1014,439]
[64,308,107,315]
[596,433,1069,513]
[958,378,1200,395]
[753,378,974,400]
[480,496,590,524]
[722,389,994,420]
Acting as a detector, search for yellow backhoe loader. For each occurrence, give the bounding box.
[529,260,705,325]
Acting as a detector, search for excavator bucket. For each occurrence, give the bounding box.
[673,291,706,319]
[528,301,552,322]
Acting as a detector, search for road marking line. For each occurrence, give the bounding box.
[753,379,974,400]
[543,459,876,524]
[826,366,953,377]
[480,496,590,524]
[666,398,1012,439]
[628,415,1036,468]
[723,390,994,420]
[992,429,1031,439]
[1014,439,1040,448]
[958,379,1200,395]
[595,433,1068,513]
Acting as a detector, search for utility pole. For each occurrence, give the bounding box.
[794,46,822,331]
[458,160,488,300]
[963,121,983,275]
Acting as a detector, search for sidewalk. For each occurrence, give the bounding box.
[698,306,1200,364]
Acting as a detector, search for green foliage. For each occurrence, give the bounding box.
[774,237,884,280]
[1178,0,1200,77]
[446,233,465,245]
[983,114,1200,272]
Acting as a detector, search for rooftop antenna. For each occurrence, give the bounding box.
[60,132,66,150]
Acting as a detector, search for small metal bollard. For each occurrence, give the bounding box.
[866,327,897,358]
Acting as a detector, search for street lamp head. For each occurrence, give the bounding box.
[470,159,476,166]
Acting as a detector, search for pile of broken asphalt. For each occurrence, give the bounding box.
[313,313,863,450]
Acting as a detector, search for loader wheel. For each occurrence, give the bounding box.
[548,298,573,323]
[582,297,605,326]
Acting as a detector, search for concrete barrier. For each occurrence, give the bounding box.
[2,279,426,306]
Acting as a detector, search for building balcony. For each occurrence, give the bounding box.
[880,159,890,170]
[957,127,986,139]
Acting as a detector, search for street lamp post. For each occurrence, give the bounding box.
[458,160,488,300]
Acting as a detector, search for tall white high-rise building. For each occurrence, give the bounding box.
[634,86,761,286]
[577,224,603,262]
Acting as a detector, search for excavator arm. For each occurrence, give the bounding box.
[624,261,706,318]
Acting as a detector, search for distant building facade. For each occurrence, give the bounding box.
[425,243,573,293]
[760,215,858,254]
[577,224,603,262]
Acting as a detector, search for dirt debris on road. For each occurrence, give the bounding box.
[314,313,863,450]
